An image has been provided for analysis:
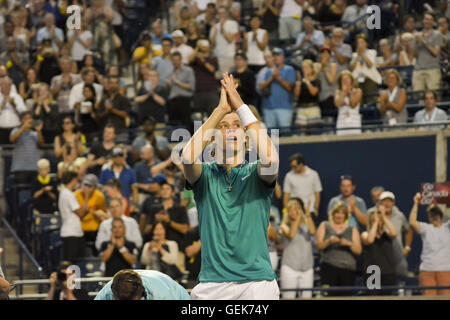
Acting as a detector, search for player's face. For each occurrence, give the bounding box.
[218,113,245,154]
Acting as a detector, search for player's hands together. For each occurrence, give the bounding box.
[221,72,243,111]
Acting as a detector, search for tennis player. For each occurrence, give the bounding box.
[182,73,280,300]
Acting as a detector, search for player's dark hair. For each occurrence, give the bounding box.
[111,270,147,300]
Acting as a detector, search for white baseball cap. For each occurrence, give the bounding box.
[379,191,395,201]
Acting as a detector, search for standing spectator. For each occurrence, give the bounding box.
[132,32,155,66]
[100,217,138,277]
[103,178,131,217]
[255,51,274,112]
[9,111,44,184]
[0,20,26,54]
[32,82,59,142]
[196,2,218,38]
[398,32,417,66]
[74,174,109,247]
[341,0,368,45]
[87,124,116,175]
[190,39,219,115]
[350,33,381,104]
[180,225,201,281]
[377,39,397,68]
[0,77,27,144]
[361,206,399,295]
[166,52,196,130]
[10,6,32,49]
[152,38,174,87]
[95,197,143,251]
[34,38,60,85]
[134,69,168,125]
[295,16,325,61]
[259,47,296,129]
[0,36,28,88]
[19,68,40,109]
[209,5,239,75]
[151,19,173,46]
[133,145,162,206]
[334,70,363,136]
[379,69,407,127]
[283,153,322,220]
[171,30,194,65]
[316,202,362,296]
[413,91,448,131]
[54,115,85,160]
[293,59,321,128]
[243,16,269,73]
[278,0,303,41]
[370,186,384,206]
[316,0,346,30]
[279,198,315,298]
[36,13,64,52]
[95,76,131,140]
[185,21,202,49]
[257,0,282,42]
[31,158,58,214]
[231,51,256,106]
[99,147,138,210]
[329,27,353,74]
[73,84,98,137]
[176,6,196,35]
[438,16,450,42]
[410,193,450,297]
[68,67,103,110]
[140,222,181,279]
[51,57,82,115]
[393,15,417,53]
[131,117,171,164]
[327,175,368,228]
[59,170,86,263]
[67,19,93,70]
[317,46,337,115]
[412,12,443,92]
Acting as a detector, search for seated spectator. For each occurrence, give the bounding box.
[243,16,268,73]
[379,69,407,127]
[259,47,296,129]
[68,67,103,111]
[412,12,443,92]
[152,38,174,87]
[32,82,59,142]
[100,217,138,277]
[99,147,138,213]
[316,202,362,296]
[132,117,171,164]
[361,206,399,296]
[86,124,116,176]
[95,197,143,252]
[54,116,86,160]
[19,68,40,109]
[350,33,381,104]
[189,39,219,115]
[34,38,61,85]
[67,19,93,70]
[295,16,325,61]
[103,178,131,217]
[293,59,321,128]
[73,84,99,137]
[377,39,397,68]
[31,158,58,214]
[0,36,29,88]
[413,91,448,131]
[95,76,131,141]
[75,174,109,247]
[45,261,90,300]
[334,70,363,136]
[231,51,256,106]
[134,69,168,125]
[317,46,337,116]
[59,170,86,263]
[180,225,201,281]
[171,30,194,65]
[9,112,44,184]
[409,193,450,297]
[132,32,155,67]
[141,222,181,280]
[398,33,416,66]
[0,77,27,144]
[327,175,368,229]
[279,198,315,299]
[134,145,163,206]
[50,57,82,115]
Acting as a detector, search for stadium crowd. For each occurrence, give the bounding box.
[0,0,450,299]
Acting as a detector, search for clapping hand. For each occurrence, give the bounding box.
[220,73,243,111]
[340,238,353,247]
[328,235,340,244]
[413,192,421,205]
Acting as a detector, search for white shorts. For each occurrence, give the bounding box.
[191,280,280,300]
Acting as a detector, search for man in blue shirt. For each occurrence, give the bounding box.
[36,13,64,52]
[258,48,296,129]
[95,269,190,300]
[99,147,138,212]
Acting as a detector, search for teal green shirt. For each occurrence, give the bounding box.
[188,161,276,283]
[94,270,191,300]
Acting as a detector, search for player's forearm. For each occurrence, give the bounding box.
[247,121,279,173]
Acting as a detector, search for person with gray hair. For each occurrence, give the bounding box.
[329,27,353,73]
[51,57,82,114]
[0,76,27,144]
[370,186,385,205]
[36,12,64,51]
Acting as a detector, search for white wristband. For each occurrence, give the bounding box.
[236,104,258,127]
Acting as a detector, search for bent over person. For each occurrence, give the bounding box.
[182,73,280,300]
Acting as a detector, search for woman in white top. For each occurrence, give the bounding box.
[334,70,363,136]
[279,198,315,299]
[11,7,32,48]
[67,19,93,67]
[350,33,381,104]
[379,69,407,126]
[243,16,269,73]
[398,32,416,66]
[140,222,179,277]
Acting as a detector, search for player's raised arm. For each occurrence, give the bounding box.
[221,73,279,184]
[181,86,232,184]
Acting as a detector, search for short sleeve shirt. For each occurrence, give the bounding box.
[59,187,83,237]
[418,221,450,271]
[263,65,296,109]
[415,30,443,70]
